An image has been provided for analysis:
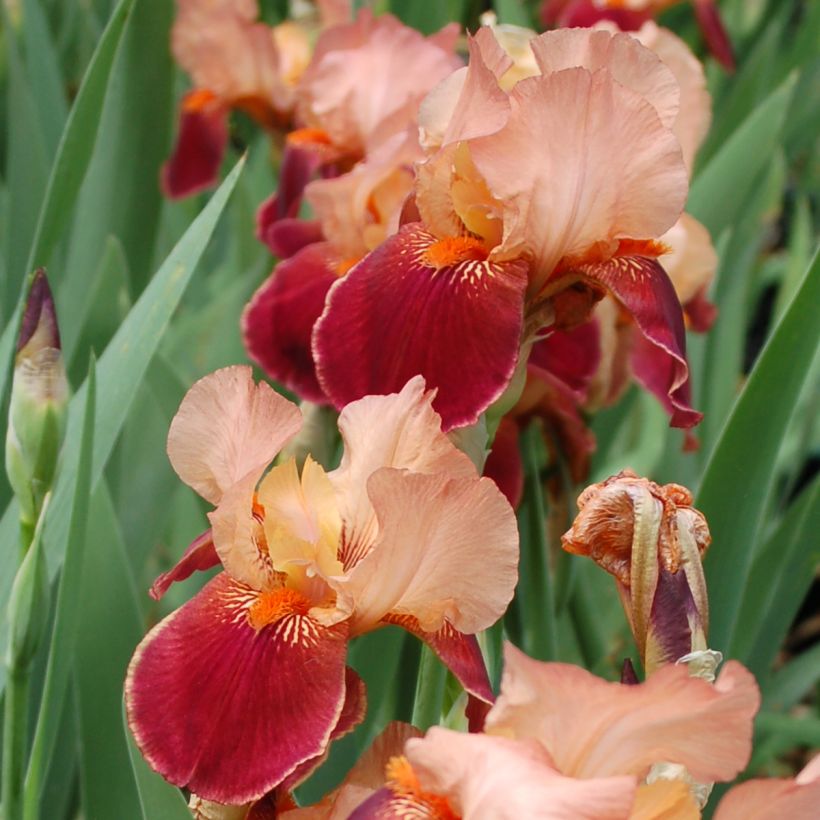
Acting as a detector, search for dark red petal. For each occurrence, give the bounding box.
[126,573,350,804]
[483,418,524,510]
[581,255,702,429]
[541,0,650,30]
[383,613,494,708]
[255,143,326,252]
[259,217,324,259]
[529,320,601,397]
[149,530,220,601]
[694,0,736,71]
[283,666,367,789]
[161,91,229,200]
[242,243,340,403]
[684,285,718,334]
[313,224,529,431]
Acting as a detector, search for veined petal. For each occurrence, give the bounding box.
[313,223,529,431]
[486,645,760,783]
[330,377,476,569]
[162,90,229,199]
[471,69,687,287]
[150,529,219,601]
[580,254,701,428]
[336,468,518,636]
[530,28,680,129]
[125,573,350,805]
[168,366,302,505]
[405,729,637,820]
[242,243,340,404]
[383,613,494,709]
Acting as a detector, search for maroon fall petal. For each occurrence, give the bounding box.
[162,90,229,200]
[684,285,718,334]
[483,418,524,510]
[383,613,495,708]
[255,143,326,252]
[259,217,324,259]
[149,529,220,601]
[529,321,601,397]
[283,667,367,789]
[581,255,702,429]
[694,0,736,71]
[541,0,650,31]
[126,573,350,805]
[647,568,699,669]
[313,224,529,431]
[242,242,340,404]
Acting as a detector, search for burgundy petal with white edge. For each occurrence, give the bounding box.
[242,244,340,404]
[126,573,350,804]
[313,223,529,430]
[580,255,702,429]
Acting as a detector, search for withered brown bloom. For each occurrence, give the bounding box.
[562,469,711,675]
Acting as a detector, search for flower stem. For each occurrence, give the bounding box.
[411,645,447,730]
[3,665,30,820]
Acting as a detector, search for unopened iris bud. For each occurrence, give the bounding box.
[562,469,711,676]
[5,270,68,537]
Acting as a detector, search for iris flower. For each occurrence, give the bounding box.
[350,644,760,819]
[126,368,518,804]
[312,27,701,433]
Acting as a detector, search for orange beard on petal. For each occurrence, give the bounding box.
[385,756,461,820]
[248,587,311,631]
[423,236,488,269]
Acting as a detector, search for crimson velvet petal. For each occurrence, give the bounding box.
[578,254,701,428]
[149,529,220,601]
[243,243,340,403]
[313,223,529,430]
[162,90,229,199]
[126,573,351,805]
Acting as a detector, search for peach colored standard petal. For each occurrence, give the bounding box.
[297,11,460,156]
[660,213,717,307]
[172,1,294,115]
[406,728,637,819]
[329,377,477,569]
[167,366,302,505]
[530,28,680,129]
[633,22,711,174]
[487,645,759,783]
[336,468,518,635]
[471,68,687,290]
[714,753,820,820]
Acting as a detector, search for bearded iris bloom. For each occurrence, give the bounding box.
[350,644,759,819]
[312,27,702,433]
[125,368,518,805]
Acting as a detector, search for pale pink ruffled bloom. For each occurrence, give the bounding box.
[714,754,820,820]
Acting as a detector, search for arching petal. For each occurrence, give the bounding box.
[471,68,687,288]
[580,255,702,428]
[162,90,229,199]
[486,645,760,783]
[330,377,476,570]
[150,529,219,601]
[168,366,302,505]
[530,28,680,129]
[125,573,350,805]
[313,223,529,431]
[405,729,637,820]
[336,468,518,636]
[242,244,340,404]
[383,614,494,708]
